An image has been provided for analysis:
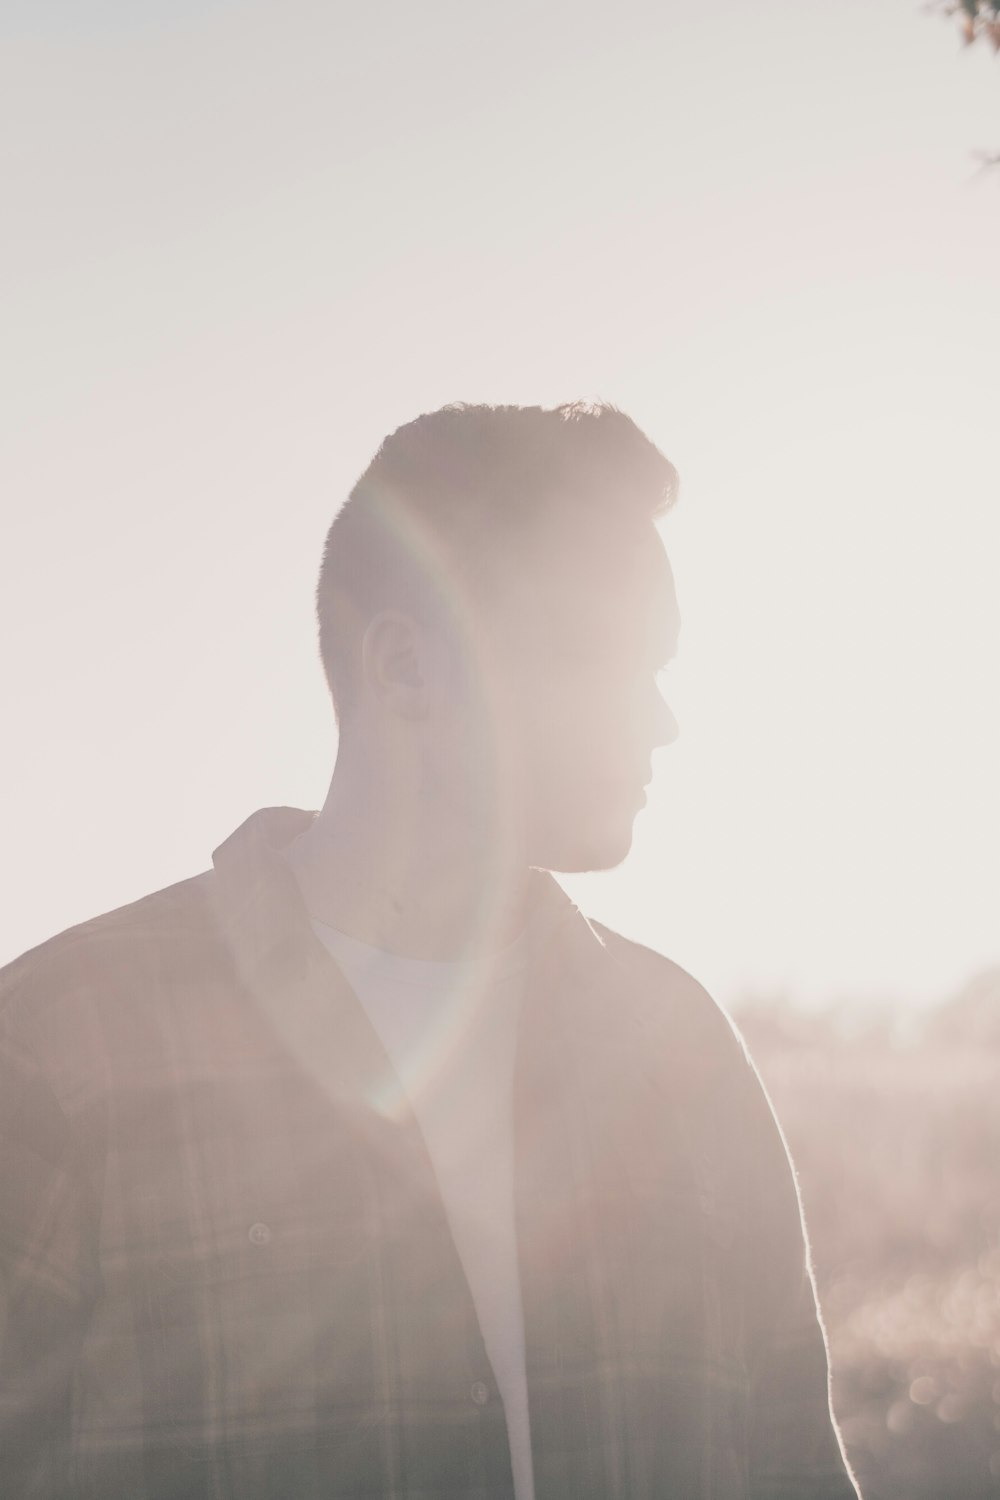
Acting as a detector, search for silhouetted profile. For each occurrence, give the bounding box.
[0,403,861,1497]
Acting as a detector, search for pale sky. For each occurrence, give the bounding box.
[2,0,998,1013]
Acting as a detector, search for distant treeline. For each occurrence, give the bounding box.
[736,969,1000,1500]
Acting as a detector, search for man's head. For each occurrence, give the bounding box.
[316,402,681,872]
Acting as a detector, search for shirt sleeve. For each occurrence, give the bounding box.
[733,1037,862,1500]
[0,1017,101,1498]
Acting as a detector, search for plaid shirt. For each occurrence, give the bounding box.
[0,807,860,1499]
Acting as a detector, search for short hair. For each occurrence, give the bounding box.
[316,401,679,722]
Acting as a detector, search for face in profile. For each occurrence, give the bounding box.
[471,515,681,874]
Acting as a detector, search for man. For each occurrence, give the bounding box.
[0,403,860,1498]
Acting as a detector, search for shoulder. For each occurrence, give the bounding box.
[589,920,726,1017]
[0,872,221,1083]
[586,919,755,1090]
[585,920,805,1253]
[1,872,218,1006]
[582,919,793,1179]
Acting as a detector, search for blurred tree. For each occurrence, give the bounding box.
[742,991,1000,1499]
[931,0,1000,49]
[924,966,1000,1046]
[930,2,1000,164]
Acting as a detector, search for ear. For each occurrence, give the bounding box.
[361,611,431,721]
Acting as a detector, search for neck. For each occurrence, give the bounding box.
[286,737,531,962]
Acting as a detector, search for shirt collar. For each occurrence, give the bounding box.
[210,805,593,983]
[208,806,609,1117]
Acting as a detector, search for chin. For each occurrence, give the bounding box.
[539,821,637,875]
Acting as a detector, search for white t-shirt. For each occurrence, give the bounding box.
[310,918,535,1500]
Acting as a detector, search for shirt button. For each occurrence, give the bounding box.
[470,1381,489,1406]
[248,1221,272,1245]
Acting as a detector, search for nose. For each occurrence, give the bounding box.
[653,692,679,749]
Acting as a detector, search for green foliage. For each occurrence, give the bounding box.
[739,981,1000,1499]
